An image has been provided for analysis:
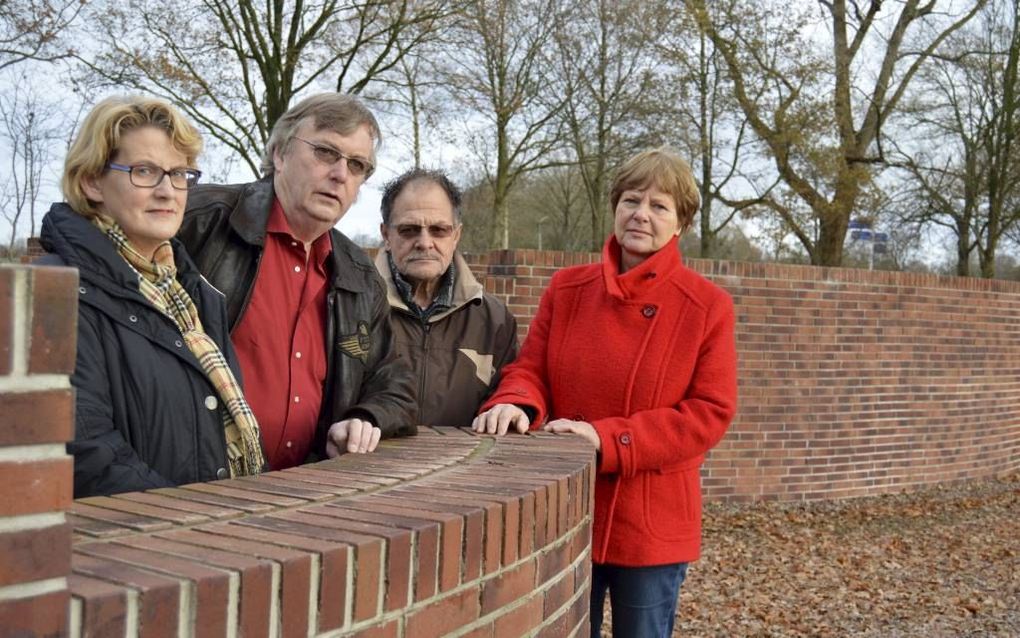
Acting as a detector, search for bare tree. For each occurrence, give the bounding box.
[442,0,569,249]
[553,0,669,250]
[892,0,1020,277]
[0,0,83,70]
[664,1,777,258]
[687,0,987,266]
[0,76,64,248]
[76,0,453,176]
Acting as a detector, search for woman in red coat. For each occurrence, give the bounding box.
[473,147,737,637]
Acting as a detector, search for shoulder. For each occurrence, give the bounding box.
[548,262,601,290]
[184,182,248,215]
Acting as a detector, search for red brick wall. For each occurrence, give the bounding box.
[0,263,78,636]
[463,249,1020,502]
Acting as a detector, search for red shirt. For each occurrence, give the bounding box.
[232,199,331,469]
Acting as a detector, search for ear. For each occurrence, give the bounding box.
[273,146,286,174]
[380,222,391,250]
[81,173,104,205]
[452,223,463,248]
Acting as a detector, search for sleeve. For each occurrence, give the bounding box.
[68,308,174,497]
[478,278,557,426]
[341,275,418,439]
[595,293,738,477]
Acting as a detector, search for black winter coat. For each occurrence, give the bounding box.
[40,203,240,497]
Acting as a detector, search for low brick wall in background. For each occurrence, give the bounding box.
[463,249,1020,502]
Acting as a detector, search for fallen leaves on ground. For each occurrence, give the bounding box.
[601,472,1019,636]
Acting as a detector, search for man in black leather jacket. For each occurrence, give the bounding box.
[177,94,415,467]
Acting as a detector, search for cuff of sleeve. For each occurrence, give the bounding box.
[592,420,635,477]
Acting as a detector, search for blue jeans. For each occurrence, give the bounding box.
[590,562,688,638]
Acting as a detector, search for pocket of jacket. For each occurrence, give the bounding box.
[643,465,701,541]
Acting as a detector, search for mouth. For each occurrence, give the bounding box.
[316,192,342,204]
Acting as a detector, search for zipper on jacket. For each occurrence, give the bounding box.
[417,322,431,424]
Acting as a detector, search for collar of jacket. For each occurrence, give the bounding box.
[40,201,204,297]
[227,176,373,293]
[601,233,683,301]
[375,249,484,322]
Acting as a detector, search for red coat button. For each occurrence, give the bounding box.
[620,434,631,445]
[642,305,656,318]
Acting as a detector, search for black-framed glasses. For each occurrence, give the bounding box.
[391,223,459,239]
[106,163,202,190]
[292,137,374,178]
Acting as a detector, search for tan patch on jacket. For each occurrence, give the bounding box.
[339,322,371,363]
[459,348,495,385]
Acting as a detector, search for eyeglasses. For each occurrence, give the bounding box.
[106,163,202,190]
[292,137,375,178]
[391,223,458,239]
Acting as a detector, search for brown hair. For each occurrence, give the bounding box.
[61,96,202,218]
[609,147,700,233]
[261,93,381,176]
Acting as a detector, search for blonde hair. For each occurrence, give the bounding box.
[62,96,203,218]
[610,147,701,233]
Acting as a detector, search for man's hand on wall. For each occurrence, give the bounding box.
[326,418,382,456]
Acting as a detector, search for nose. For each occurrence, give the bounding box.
[414,228,436,249]
[631,199,652,222]
[152,172,175,197]
[328,156,350,181]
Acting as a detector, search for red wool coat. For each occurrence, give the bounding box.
[482,235,737,566]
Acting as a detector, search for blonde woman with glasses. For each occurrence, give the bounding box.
[39,96,265,497]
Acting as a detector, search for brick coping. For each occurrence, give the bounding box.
[68,427,596,637]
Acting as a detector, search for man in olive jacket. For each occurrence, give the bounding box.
[178,94,415,468]
[375,168,518,427]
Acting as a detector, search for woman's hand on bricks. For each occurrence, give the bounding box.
[543,419,601,451]
[472,404,530,435]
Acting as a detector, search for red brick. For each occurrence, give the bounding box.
[319,503,438,603]
[543,568,575,619]
[290,506,415,610]
[76,542,231,638]
[0,266,12,375]
[178,481,307,507]
[0,389,73,446]
[0,522,70,587]
[73,553,180,638]
[373,492,486,582]
[149,486,277,514]
[0,588,68,637]
[481,558,536,614]
[112,491,246,519]
[77,495,212,525]
[70,574,128,637]
[537,538,571,585]
[242,513,384,623]
[122,535,273,638]
[71,501,172,533]
[29,265,78,374]
[347,618,400,638]
[0,457,71,516]
[337,498,463,593]
[493,596,544,638]
[160,528,313,638]
[405,585,481,638]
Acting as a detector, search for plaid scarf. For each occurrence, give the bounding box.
[91,214,265,478]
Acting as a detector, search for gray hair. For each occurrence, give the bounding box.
[380,168,463,225]
[261,93,381,176]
